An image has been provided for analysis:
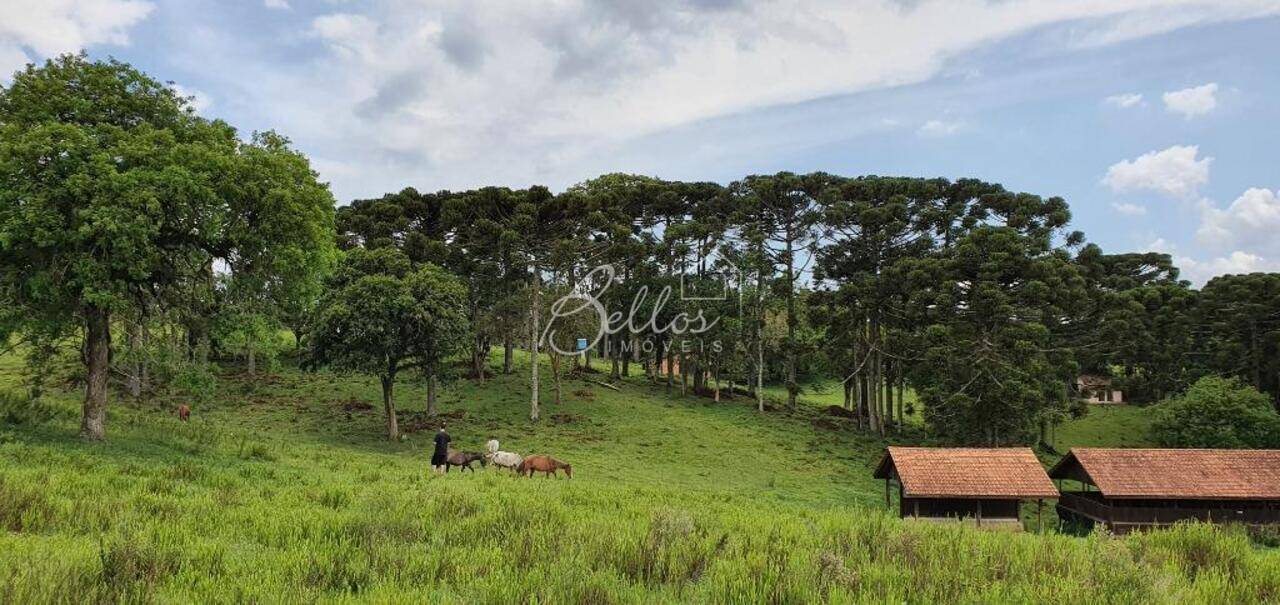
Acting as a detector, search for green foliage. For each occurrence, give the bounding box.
[171,361,219,407]
[309,248,471,436]
[906,225,1087,445]
[213,309,289,374]
[1073,248,1195,402]
[0,54,236,321]
[1195,273,1280,403]
[1151,376,1280,448]
[0,389,58,427]
[0,53,335,439]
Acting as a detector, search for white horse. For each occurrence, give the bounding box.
[489,451,523,472]
[484,439,522,472]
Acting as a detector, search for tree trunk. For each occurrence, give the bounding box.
[714,368,721,402]
[665,344,674,391]
[897,373,905,429]
[530,265,541,422]
[756,264,766,413]
[622,338,632,377]
[81,304,111,441]
[884,373,894,434]
[785,232,798,408]
[125,320,141,398]
[474,336,486,384]
[381,374,400,440]
[550,352,562,405]
[503,337,514,374]
[139,322,150,395]
[247,345,256,377]
[680,352,688,397]
[426,372,438,416]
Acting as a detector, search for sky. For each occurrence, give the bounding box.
[1,1,1278,285]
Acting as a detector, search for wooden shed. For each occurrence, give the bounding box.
[1050,448,1280,534]
[873,447,1058,531]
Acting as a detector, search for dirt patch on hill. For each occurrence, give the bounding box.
[823,405,856,419]
[339,398,373,413]
[549,413,585,425]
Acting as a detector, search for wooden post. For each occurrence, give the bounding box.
[913,499,919,518]
[976,500,982,527]
[1037,499,1043,533]
[885,477,890,509]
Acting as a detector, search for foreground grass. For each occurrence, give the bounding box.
[2,352,1275,603]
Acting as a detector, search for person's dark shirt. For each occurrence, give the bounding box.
[433,431,450,455]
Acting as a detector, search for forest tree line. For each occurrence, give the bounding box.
[2,55,1278,445]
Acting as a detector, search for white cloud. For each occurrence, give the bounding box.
[1102,145,1212,199]
[1104,92,1143,108]
[1111,201,1147,216]
[1177,251,1275,285]
[0,45,28,79]
[1162,82,1219,118]
[0,0,153,81]
[916,119,965,138]
[1142,237,1275,286]
[264,0,290,9]
[170,84,212,114]
[159,0,1280,200]
[1197,187,1280,251]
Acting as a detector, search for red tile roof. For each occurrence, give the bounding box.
[873,446,1059,499]
[1050,448,1280,500]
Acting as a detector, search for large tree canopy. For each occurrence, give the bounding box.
[0,54,335,440]
[309,248,470,439]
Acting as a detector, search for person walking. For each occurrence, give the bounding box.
[431,424,451,474]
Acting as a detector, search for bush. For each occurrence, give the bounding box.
[1151,376,1280,448]
[0,389,57,427]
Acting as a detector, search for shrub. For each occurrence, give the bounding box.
[1151,376,1280,448]
[0,389,56,427]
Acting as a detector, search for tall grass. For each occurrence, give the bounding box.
[3,440,1277,603]
[1,353,1276,603]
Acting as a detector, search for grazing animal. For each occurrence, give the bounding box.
[517,455,572,479]
[446,449,487,472]
[177,404,190,422]
[488,451,523,472]
[485,439,499,454]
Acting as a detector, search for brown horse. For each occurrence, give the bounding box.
[177,404,190,422]
[517,455,572,479]
[446,449,487,472]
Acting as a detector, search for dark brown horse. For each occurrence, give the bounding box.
[517,455,572,478]
[446,449,487,472]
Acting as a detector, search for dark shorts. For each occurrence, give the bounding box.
[431,453,447,466]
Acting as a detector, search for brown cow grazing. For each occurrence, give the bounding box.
[517,455,572,479]
[177,404,190,422]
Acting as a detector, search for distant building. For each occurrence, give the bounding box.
[1077,374,1124,404]
[873,447,1058,531]
[1051,448,1280,534]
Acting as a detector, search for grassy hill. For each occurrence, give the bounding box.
[2,351,1275,603]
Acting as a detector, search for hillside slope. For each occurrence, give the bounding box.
[1,353,1274,603]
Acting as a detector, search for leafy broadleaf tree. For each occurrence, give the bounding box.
[308,248,469,439]
[1152,376,1280,448]
[0,56,230,439]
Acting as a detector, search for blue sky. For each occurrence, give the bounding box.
[2,1,1278,284]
